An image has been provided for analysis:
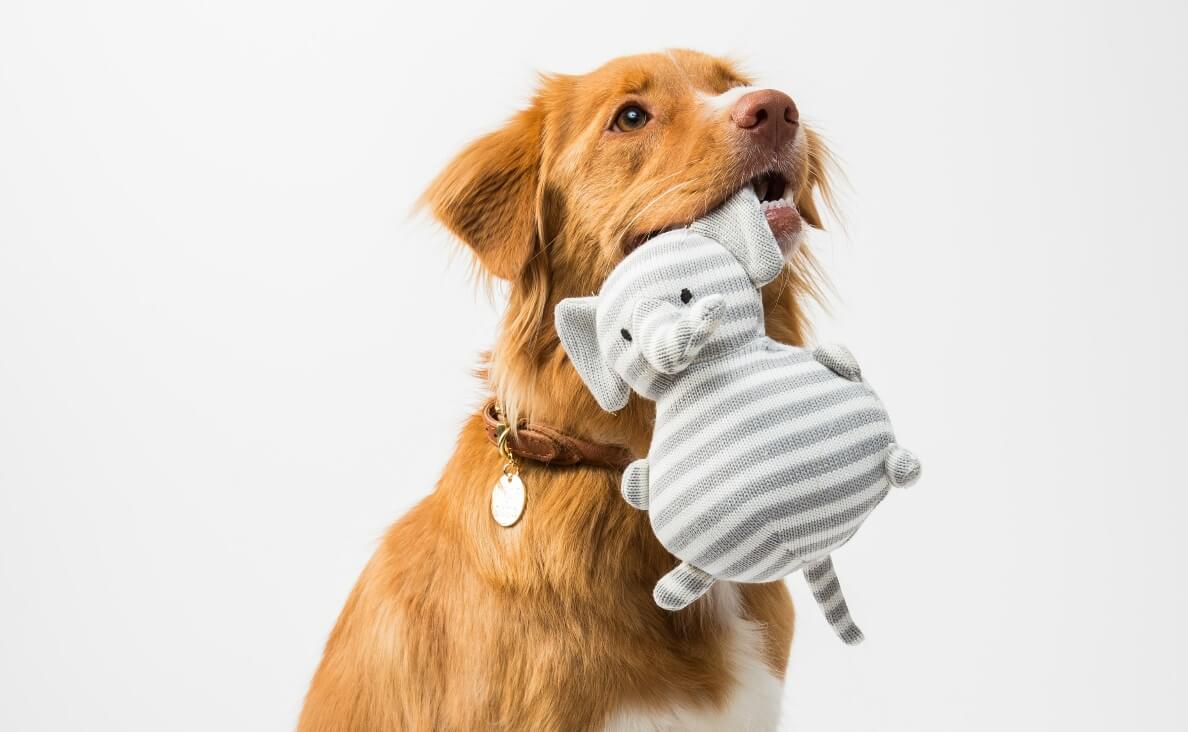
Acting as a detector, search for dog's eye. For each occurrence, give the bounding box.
[680,288,693,304]
[620,328,633,342]
[613,105,649,132]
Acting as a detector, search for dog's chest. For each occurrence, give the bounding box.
[601,584,784,732]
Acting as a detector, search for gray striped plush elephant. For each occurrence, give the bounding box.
[554,187,921,645]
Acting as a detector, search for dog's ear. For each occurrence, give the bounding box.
[421,107,543,281]
[554,296,630,412]
[795,127,834,230]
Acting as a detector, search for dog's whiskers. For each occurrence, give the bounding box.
[614,179,698,246]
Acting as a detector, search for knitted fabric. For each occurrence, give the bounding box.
[555,188,920,645]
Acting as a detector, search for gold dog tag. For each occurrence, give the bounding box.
[491,416,526,527]
[491,472,526,527]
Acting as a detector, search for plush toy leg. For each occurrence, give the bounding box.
[621,459,650,510]
[804,556,865,645]
[812,343,862,381]
[654,562,716,611]
[885,444,922,488]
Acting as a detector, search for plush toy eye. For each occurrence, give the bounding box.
[680,288,693,304]
[613,105,649,132]
[620,328,633,342]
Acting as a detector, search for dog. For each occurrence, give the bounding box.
[299,49,833,731]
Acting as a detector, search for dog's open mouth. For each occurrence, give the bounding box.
[750,171,803,254]
[622,171,805,258]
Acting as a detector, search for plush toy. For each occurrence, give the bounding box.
[554,187,921,645]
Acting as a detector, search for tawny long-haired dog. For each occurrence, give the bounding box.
[300,49,833,731]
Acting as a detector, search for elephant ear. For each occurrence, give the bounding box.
[690,186,784,287]
[554,297,630,412]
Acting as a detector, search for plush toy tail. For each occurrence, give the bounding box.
[654,562,716,611]
[804,556,865,645]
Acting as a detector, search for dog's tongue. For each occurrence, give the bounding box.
[763,205,803,257]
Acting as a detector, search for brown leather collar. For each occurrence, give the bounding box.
[481,399,635,471]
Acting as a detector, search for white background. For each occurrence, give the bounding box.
[2,1,1186,730]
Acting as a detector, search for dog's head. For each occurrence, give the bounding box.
[421,50,832,439]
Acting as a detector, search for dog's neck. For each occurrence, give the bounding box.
[490,335,656,458]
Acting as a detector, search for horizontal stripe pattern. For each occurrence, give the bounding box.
[660,458,890,575]
[641,316,897,594]
[651,419,894,531]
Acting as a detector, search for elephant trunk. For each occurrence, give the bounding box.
[633,294,724,375]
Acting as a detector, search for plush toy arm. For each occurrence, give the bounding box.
[621,459,650,510]
[654,562,716,611]
[812,343,863,381]
[884,444,922,488]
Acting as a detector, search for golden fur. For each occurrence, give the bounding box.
[300,49,833,731]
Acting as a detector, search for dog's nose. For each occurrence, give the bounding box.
[732,89,799,148]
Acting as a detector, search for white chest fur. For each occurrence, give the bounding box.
[602,583,785,732]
